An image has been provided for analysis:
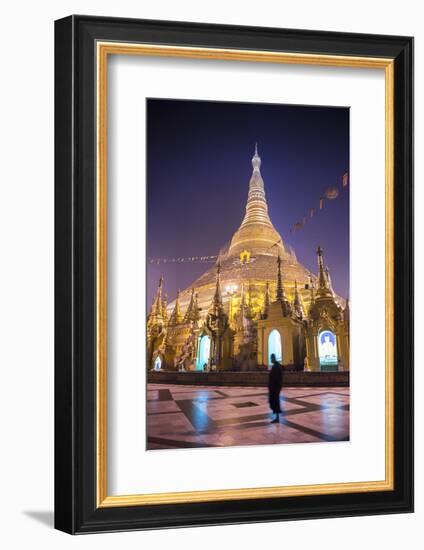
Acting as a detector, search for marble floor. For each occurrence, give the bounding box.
[147,384,350,450]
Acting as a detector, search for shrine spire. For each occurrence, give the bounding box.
[228,146,285,257]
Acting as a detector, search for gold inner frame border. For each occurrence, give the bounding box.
[96,42,395,508]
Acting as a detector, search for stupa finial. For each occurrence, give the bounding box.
[148,276,165,327]
[317,245,328,290]
[227,147,285,258]
[252,142,261,172]
[169,290,182,326]
[316,246,334,298]
[152,276,164,316]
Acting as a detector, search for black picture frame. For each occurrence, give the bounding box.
[55,15,413,534]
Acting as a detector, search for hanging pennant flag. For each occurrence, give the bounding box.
[295,221,304,231]
[325,186,339,200]
[281,175,349,239]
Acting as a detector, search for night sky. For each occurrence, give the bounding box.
[147,98,349,306]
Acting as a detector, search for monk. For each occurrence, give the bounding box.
[268,353,283,423]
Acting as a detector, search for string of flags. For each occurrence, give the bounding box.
[285,171,348,238]
[148,171,349,265]
[149,255,218,265]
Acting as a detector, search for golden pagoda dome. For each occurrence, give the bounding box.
[168,146,315,319]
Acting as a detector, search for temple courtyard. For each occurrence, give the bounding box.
[147,383,350,450]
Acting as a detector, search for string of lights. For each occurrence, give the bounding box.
[149,255,218,265]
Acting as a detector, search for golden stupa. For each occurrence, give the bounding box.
[168,145,317,320]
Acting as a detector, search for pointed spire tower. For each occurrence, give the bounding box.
[212,262,223,308]
[148,276,164,326]
[228,145,285,258]
[193,291,200,322]
[276,256,292,316]
[239,282,252,319]
[183,288,200,324]
[309,275,316,304]
[262,281,271,318]
[316,246,333,299]
[293,280,305,319]
[169,290,183,326]
[276,256,286,301]
[325,266,334,294]
[162,293,168,325]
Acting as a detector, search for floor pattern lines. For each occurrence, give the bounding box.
[147,384,350,450]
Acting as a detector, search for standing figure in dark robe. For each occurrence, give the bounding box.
[268,353,283,423]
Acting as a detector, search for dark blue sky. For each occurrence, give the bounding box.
[147,98,349,305]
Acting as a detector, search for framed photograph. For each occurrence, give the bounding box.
[54,15,413,533]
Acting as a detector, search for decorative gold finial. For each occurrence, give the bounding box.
[317,245,328,290]
[252,142,261,172]
[151,275,164,318]
[169,290,182,326]
[228,146,285,258]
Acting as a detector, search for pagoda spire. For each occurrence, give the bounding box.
[149,276,164,321]
[193,291,200,322]
[293,280,305,319]
[316,246,332,298]
[162,292,168,325]
[276,256,292,316]
[235,283,249,320]
[325,266,334,294]
[213,261,223,307]
[309,275,316,303]
[228,146,285,257]
[183,288,199,324]
[276,256,285,301]
[317,245,327,288]
[252,142,261,172]
[169,290,182,326]
[241,144,271,228]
